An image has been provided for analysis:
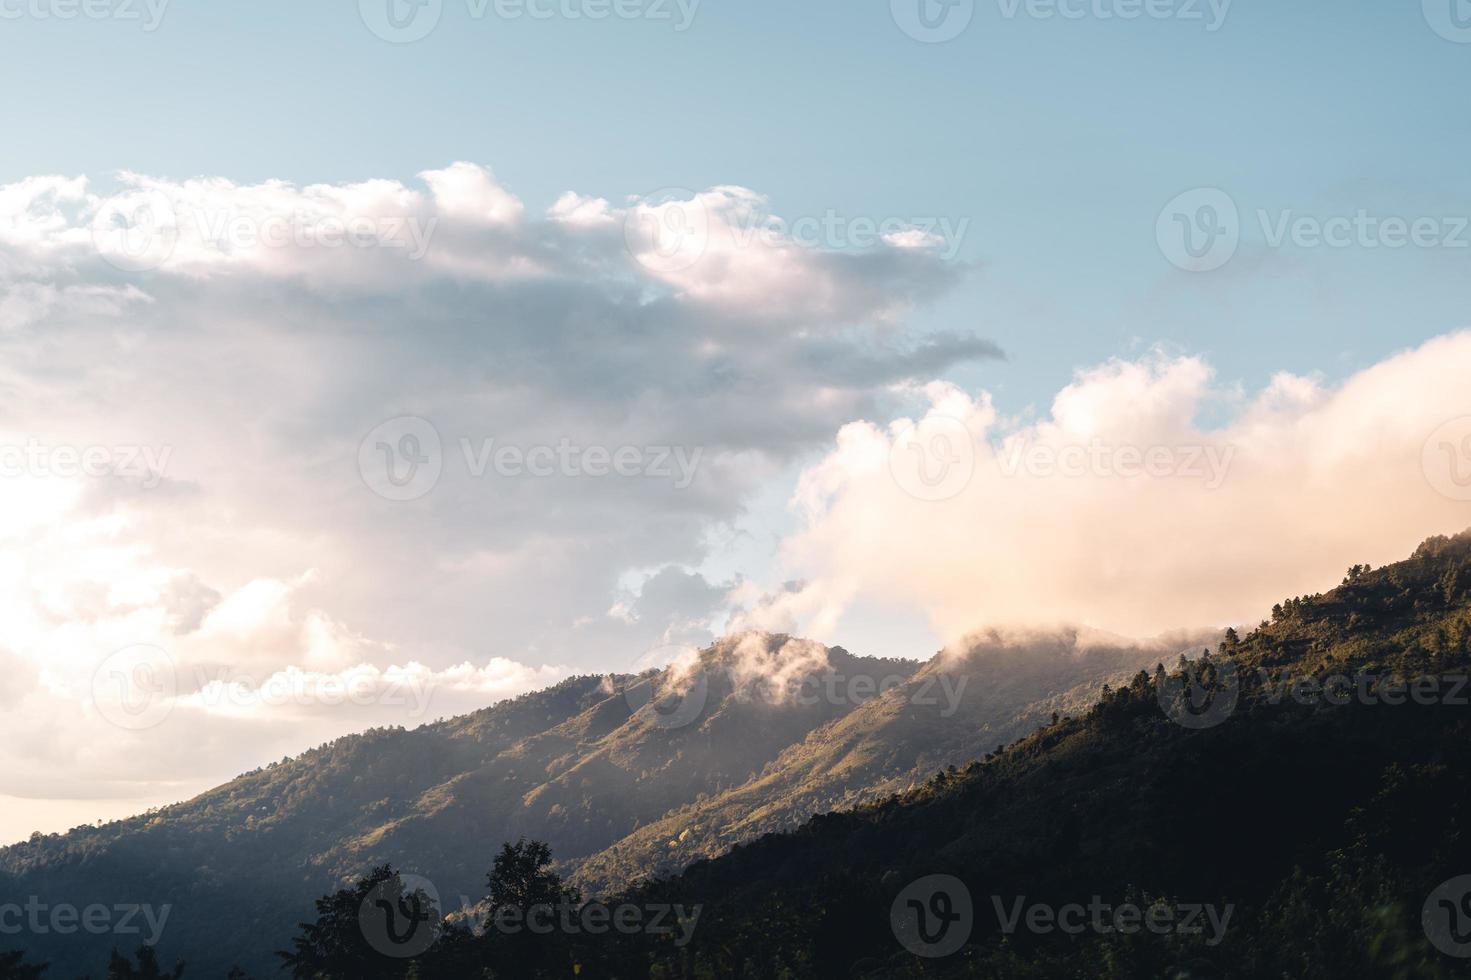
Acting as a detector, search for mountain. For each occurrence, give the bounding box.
[577,531,1471,978]
[570,627,1202,895]
[16,528,1470,978]
[0,631,1186,976]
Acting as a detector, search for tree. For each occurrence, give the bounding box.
[477,839,584,978]
[278,865,437,980]
[0,950,48,980]
[105,946,185,980]
[485,838,581,920]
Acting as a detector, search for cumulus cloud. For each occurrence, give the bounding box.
[750,332,1471,644]
[0,163,982,837]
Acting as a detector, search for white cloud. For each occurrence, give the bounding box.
[418,162,525,225]
[0,163,980,838]
[753,332,1471,644]
[547,191,615,227]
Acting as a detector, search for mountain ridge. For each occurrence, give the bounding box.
[2,631,1194,975]
[585,530,1471,977]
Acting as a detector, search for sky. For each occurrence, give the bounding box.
[1,0,1469,842]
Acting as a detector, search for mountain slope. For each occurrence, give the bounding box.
[591,532,1471,978]
[0,631,1179,976]
[571,629,1198,894]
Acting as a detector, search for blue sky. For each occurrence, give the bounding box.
[5,0,1467,410]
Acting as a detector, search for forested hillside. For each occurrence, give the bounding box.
[601,531,1471,977]
[1,631,1173,975]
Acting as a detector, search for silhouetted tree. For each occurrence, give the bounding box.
[477,839,583,978]
[277,865,436,980]
[0,950,47,979]
[485,838,581,919]
[105,946,184,979]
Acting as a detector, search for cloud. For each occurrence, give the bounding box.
[0,163,981,835]
[721,633,831,703]
[753,331,1471,643]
